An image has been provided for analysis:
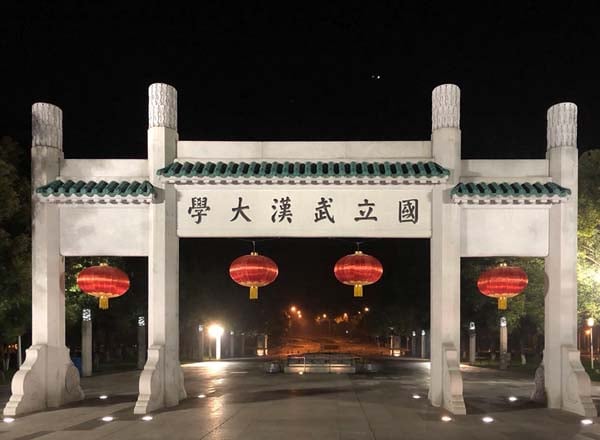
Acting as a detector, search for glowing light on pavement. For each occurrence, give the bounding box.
[101,416,114,422]
[581,419,593,425]
[508,396,518,402]
[412,394,421,399]
[99,395,108,400]
[3,417,15,423]
[441,416,452,422]
[142,415,153,421]
[482,416,494,423]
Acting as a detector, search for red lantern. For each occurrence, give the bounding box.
[334,251,383,297]
[477,264,528,310]
[229,252,278,300]
[77,263,130,309]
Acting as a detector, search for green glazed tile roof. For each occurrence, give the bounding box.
[451,181,571,202]
[36,180,155,199]
[157,160,450,182]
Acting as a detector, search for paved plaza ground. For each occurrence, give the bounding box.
[1,358,600,439]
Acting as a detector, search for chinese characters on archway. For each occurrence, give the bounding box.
[187,196,419,225]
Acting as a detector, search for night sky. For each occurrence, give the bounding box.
[3,3,599,328]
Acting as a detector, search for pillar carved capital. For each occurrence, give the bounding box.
[547,102,577,149]
[32,103,62,149]
[432,84,460,131]
[149,83,177,130]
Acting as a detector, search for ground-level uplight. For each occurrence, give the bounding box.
[198,394,206,398]
[299,371,304,375]
[141,415,153,421]
[412,394,421,399]
[581,419,594,425]
[101,416,114,422]
[441,415,452,422]
[3,417,15,424]
[482,416,494,423]
[508,396,518,402]
[99,395,108,400]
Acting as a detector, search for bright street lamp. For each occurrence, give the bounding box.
[208,324,224,360]
[290,306,297,313]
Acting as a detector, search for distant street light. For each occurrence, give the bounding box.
[322,313,327,319]
[290,306,297,313]
[364,307,370,312]
[208,324,224,360]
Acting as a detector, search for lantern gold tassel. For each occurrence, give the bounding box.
[99,296,109,310]
[249,286,258,300]
[354,285,363,297]
[498,296,507,310]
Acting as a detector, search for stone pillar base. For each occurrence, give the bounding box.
[431,343,466,415]
[134,345,186,414]
[3,344,84,416]
[554,345,597,417]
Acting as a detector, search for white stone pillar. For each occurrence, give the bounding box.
[17,336,22,368]
[135,84,186,414]
[544,103,596,416]
[137,316,147,370]
[198,325,205,362]
[499,317,508,370]
[429,84,465,415]
[4,103,84,416]
[468,322,476,364]
[229,331,235,358]
[82,309,92,377]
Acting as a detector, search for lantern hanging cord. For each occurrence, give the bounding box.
[328,237,380,250]
[235,237,280,252]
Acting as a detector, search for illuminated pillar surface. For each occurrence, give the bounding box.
[544,103,595,416]
[4,103,83,416]
[135,84,186,414]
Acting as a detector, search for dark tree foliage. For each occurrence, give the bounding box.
[0,137,30,359]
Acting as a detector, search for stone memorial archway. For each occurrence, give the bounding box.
[3,83,595,417]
